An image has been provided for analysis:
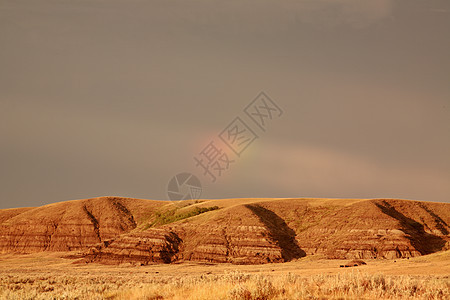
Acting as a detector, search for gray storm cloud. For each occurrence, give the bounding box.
[0,0,449,208]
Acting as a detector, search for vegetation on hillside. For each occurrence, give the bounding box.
[143,206,220,229]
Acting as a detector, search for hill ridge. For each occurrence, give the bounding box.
[0,197,448,264]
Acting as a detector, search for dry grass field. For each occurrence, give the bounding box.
[0,250,448,300]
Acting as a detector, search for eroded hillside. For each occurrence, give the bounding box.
[0,197,448,264]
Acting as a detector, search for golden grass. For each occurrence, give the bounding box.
[1,270,448,300]
[411,249,450,262]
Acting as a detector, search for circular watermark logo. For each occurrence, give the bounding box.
[167,172,202,202]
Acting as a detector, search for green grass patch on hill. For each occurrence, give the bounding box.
[144,206,220,229]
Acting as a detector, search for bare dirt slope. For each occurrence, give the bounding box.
[0,197,449,264]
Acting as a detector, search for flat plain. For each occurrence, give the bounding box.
[0,250,449,299]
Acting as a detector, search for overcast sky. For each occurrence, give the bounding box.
[1,0,449,208]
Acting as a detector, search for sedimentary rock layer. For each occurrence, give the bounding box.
[1,197,448,264]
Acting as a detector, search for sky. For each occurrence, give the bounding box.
[1,0,449,208]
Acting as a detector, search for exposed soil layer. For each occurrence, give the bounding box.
[1,197,449,264]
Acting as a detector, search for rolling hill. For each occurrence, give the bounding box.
[0,197,448,265]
